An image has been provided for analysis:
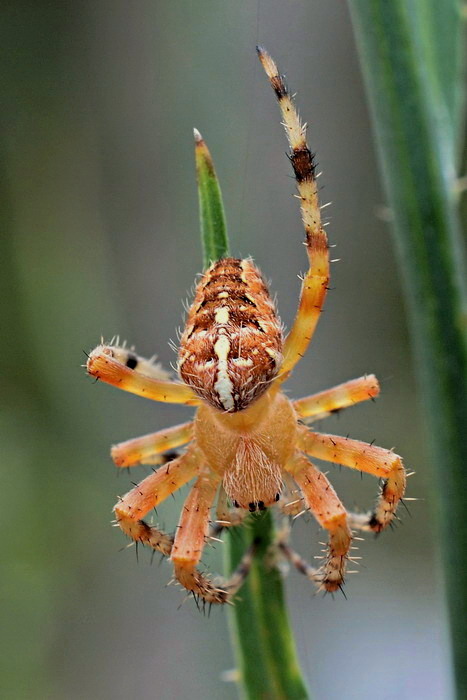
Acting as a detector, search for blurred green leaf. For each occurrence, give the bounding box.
[228,511,309,700]
[419,1,465,150]
[194,128,230,265]
[195,132,309,700]
[348,2,467,695]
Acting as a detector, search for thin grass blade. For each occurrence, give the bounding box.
[195,130,309,699]
[348,2,467,695]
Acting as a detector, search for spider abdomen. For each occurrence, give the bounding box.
[178,257,282,411]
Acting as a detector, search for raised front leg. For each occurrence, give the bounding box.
[258,47,329,377]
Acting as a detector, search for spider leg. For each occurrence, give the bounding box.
[210,485,248,537]
[171,472,255,604]
[91,342,173,380]
[113,445,202,552]
[297,425,406,532]
[258,47,329,378]
[274,519,322,586]
[111,421,193,467]
[277,472,306,517]
[122,450,183,468]
[285,453,352,591]
[294,374,380,422]
[87,344,199,405]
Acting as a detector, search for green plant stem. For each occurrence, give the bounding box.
[195,132,309,700]
[418,1,465,150]
[194,128,230,264]
[228,512,309,699]
[348,2,467,695]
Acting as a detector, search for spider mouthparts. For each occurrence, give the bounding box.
[248,501,266,513]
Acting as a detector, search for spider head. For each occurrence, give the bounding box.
[178,257,283,412]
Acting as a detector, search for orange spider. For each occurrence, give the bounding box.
[87,48,406,604]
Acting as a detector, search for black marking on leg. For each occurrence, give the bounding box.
[256,46,288,99]
[125,352,138,369]
[289,147,316,182]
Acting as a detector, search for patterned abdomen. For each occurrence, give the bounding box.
[178,258,283,412]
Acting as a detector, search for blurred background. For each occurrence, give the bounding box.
[1,1,453,698]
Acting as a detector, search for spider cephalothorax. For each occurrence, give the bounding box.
[87,47,406,604]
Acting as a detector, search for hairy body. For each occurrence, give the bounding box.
[87,48,406,604]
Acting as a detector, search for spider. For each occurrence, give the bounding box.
[86,47,406,605]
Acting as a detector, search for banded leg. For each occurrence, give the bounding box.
[297,425,406,532]
[172,471,254,604]
[286,453,352,591]
[275,519,323,587]
[114,445,202,553]
[87,344,199,405]
[258,48,329,377]
[111,421,193,467]
[93,342,172,380]
[294,375,380,422]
